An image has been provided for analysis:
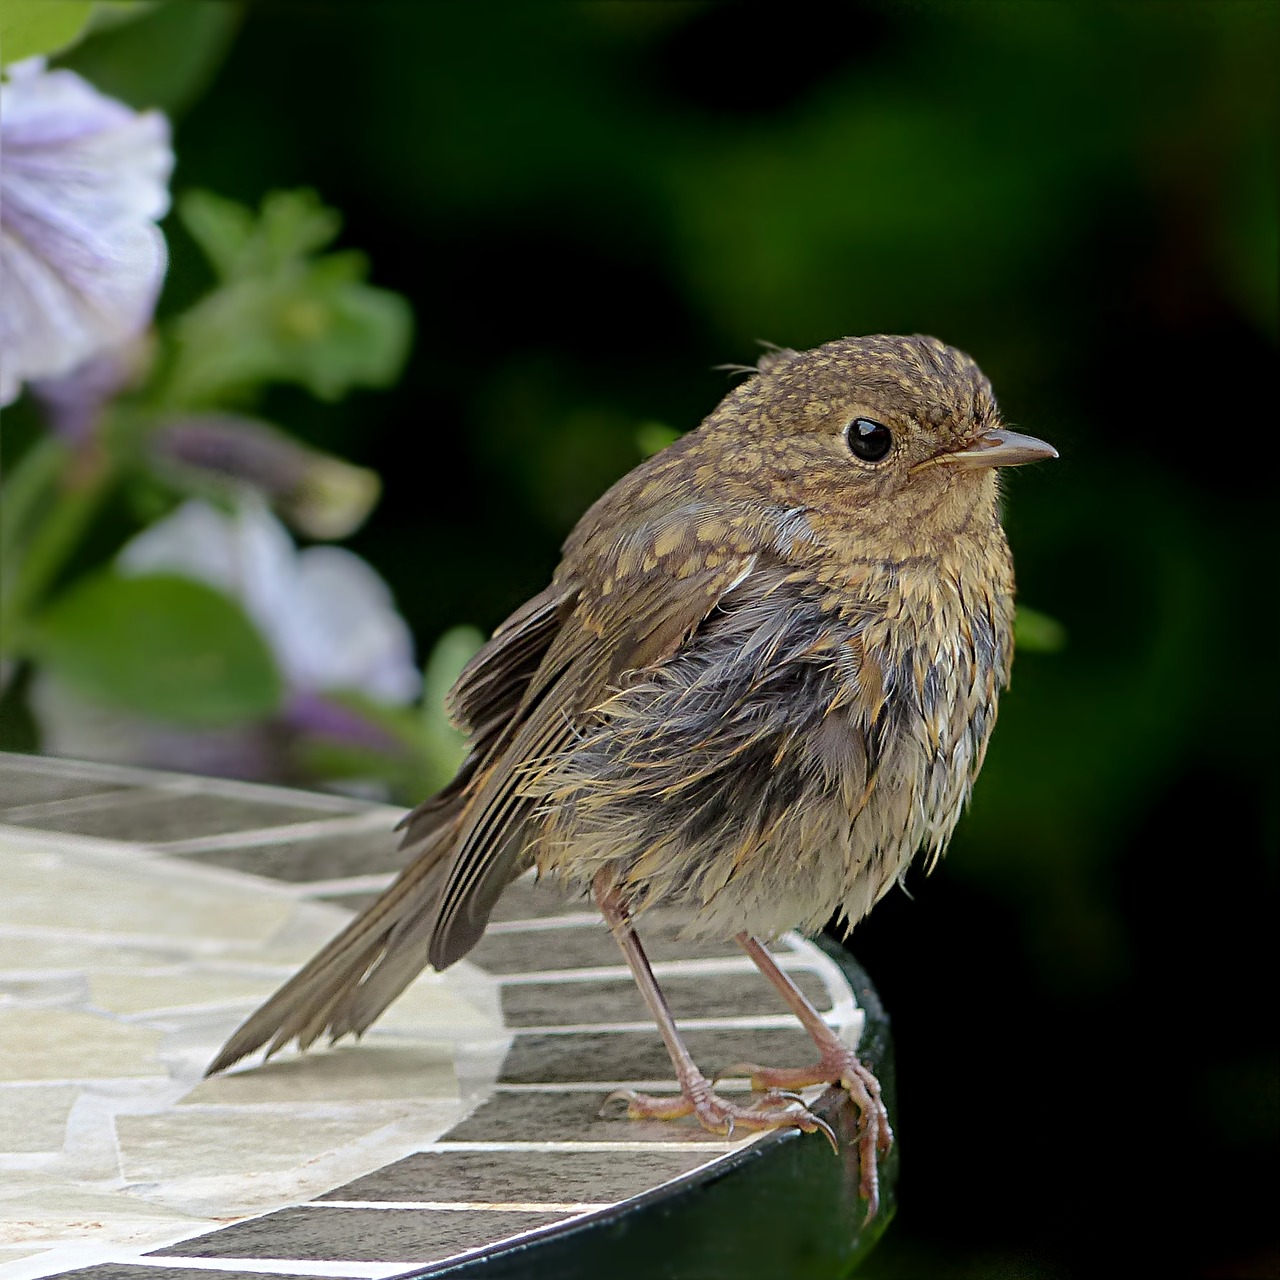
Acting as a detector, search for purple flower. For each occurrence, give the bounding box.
[0,59,172,406]
[32,499,422,786]
[148,414,382,539]
[117,499,421,704]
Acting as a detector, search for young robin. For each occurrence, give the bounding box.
[208,334,1056,1219]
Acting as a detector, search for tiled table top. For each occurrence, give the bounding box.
[0,752,895,1280]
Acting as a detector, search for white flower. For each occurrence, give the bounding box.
[0,59,173,406]
[116,498,421,705]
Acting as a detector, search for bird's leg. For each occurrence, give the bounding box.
[592,870,835,1146]
[726,933,893,1218]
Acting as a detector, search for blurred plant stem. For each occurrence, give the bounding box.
[0,435,115,675]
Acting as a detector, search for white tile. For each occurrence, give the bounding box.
[0,1085,79,1153]
[0,1012,164,1082]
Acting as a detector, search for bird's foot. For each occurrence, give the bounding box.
[602,1072,836,1148]
[720,1045,892,1219]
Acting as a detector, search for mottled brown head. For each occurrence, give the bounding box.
[697,334,1054,544]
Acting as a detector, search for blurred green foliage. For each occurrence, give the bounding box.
[165,189,412,406]
[1,2,1275,1276]
[29,570,283,724]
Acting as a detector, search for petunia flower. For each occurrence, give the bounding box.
[146,414,382,540]
[0,58,172,406]
[116,498,421,705]
[33,499,421,785]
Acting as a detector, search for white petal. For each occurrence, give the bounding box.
[116,498,297,655]
[116,498,420,704]
[279,546,421,704]
[0,60,173,404]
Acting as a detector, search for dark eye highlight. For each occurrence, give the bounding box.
[845,417,893,463]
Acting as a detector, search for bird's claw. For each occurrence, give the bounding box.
[600,1076,828,1145]
[718,1049,892,1213]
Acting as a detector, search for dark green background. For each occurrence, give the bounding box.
[47,2,1280,1275]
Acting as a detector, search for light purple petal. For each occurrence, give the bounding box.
[0,59,172,404]
[283,546,422,704]
[117,498,421,705]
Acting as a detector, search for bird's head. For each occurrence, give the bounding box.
[703,334,1056,551]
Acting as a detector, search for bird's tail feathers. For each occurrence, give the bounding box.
[205,805,461,1076]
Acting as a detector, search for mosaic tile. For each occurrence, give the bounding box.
[499,969,832,1026]
[485,875,593,923]
[89,971,280,1017]
[0,1084,79,1152]
[0,755,883,1277]
[317,1146,719,1204]
[0,845,295,945]
[439,1089,746,1144]
[4,792,353,842]
[176,828,408,883]
[41,1267,344,1280]
[498,1025,816,1085]
[0,1010,164,1081]
[149,1205,573,1262]
[116,1104,449,1184]
[320,891,382,912]
[179,1043,458,1107]
[372,973,499,1034]
[0,934,189,974]
[0,768,128,810]
[0,1247,51,1264]
[468,921,785,975]
[0,1174,197,1228]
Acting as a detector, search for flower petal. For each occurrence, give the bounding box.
[0,60,172,404]
[116,498,421,704]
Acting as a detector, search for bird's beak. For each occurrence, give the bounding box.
[929,428,1058,472]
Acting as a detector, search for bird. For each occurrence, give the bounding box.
[207,334,1056,1220]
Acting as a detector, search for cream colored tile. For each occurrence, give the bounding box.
[0,934,184,973]
[180,1042,457,1106]
[89,971,279,1016]
[0,845,292,944]
[0,1174,196,1243]
[0,1246,53,1262]
[0,1011,163,1081]
[375,972,496,1032]
[0,1085,78,1152]
[117,1103,422,1181]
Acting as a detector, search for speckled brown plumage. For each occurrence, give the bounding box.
[209,334,1055,1218]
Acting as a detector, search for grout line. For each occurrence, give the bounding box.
[486,1079,823,1093]
[0,751,390,810]
[499,1013,822,1033]
[481,912,603,933]
[0,922,273,954]
[153,811,400,855]
[292,873,405,898]
[0,789,136,823]
[490,950,809,985]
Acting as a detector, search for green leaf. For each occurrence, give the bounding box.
[177,190,257,280]
[292,689,426,801]
[1014,604,1067,654]
[421,625,484,791]
[54,0,240,116]
[178,189,341,281]
[636,421,681,457]
[0,0,93,66]
[27,572,283,726]
[163,190,413,405]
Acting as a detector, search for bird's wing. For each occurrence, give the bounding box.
[425,502,771,969]
[205,582,575,1075]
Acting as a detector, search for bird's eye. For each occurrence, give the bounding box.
[844,418,893,463]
